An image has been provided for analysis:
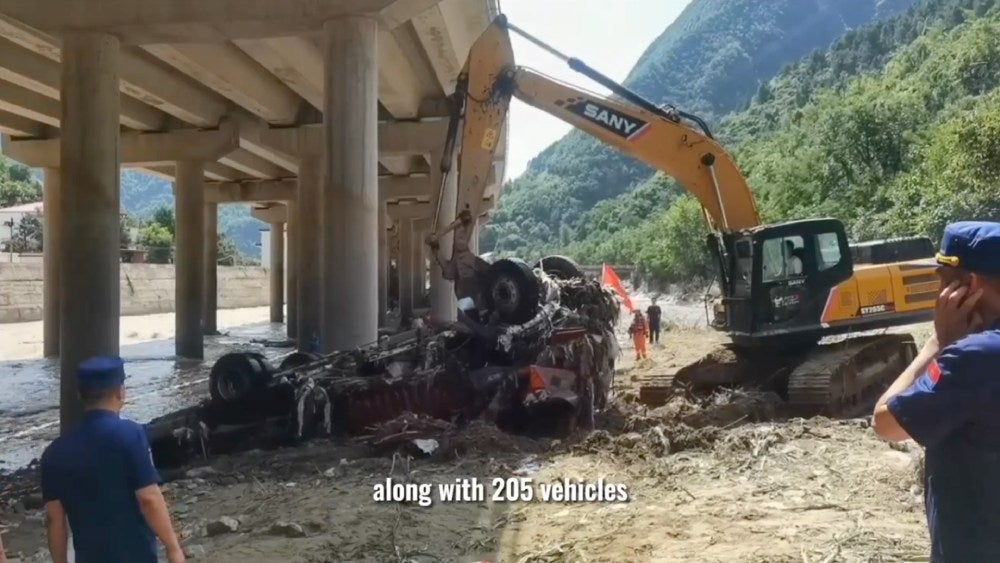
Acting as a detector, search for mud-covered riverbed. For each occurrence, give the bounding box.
[0,310,290,470]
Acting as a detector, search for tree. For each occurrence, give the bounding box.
[139,223,173,264]
[151,205,175,236]
[120,213,144,249]
[0,157,42,209]
[217,233,244,266]
[9,213,42,253]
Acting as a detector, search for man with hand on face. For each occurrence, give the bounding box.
[40,356,185,563]
[872,221,1000,562]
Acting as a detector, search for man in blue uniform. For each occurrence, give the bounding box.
[873,221,1000,562]
[40,356,185,563]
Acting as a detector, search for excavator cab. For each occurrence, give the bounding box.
[716,218,853,349]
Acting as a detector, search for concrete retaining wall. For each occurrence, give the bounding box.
[0,263,269,323]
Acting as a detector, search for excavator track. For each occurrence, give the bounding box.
[786,333,918,417]
[647,333,918,418]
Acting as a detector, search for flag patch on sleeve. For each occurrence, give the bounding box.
[928,359,942,384]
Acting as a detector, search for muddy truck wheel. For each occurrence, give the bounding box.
[484,258,541,324]
[209,352,275,404]
[534,255,584,280]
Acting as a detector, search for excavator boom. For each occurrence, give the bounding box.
[447,15,760,239]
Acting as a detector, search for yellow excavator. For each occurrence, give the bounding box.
[426,15,940,416]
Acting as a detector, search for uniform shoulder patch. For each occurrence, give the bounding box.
[927,358,942,385]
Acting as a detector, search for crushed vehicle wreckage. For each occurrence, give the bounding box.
[146,257,622,469]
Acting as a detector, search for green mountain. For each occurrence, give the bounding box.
[566,0,1000,286]
[119,171,265,259]
[11,167,264,260]
[482,0,919,259]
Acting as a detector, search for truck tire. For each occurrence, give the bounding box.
[209,352,274,404]
[483,258,541,324]
[534,255,585,280]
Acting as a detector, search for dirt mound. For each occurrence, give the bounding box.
[573,428,668,458]
[579,387,790,465]
[573,422,724,461]
[600,388,782,434]
[436,420,546,459]
[680,389,782,428]
[713,423,791,460]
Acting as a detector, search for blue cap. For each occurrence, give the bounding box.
[77,355,126,390]
[936,221,1000,275]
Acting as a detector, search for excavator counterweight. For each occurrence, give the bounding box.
[426,15,938,416]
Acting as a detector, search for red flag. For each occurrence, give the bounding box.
[601,264,634,312]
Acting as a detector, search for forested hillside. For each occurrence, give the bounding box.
[482,0,918,258]
[1,164,263,260]
[119,171,264,259]
[565,0,1000,287]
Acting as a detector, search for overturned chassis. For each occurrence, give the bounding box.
[147,258,621,469]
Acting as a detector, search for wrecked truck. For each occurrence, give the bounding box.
[146,257,621,469]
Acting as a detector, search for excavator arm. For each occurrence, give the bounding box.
[427,14,760,305]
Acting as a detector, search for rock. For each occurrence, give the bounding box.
[304,519,325,533]
[185,544,208,559]
[645,426,671,457]
[185,466,218,478]
[323,467,337,478]
[617,432,643,448]
[23,493,44,510]
[181,522,205,539]
[412,438,439,455]
[268,521,306,538]
[205,516,240,536]
[173,502,190,514]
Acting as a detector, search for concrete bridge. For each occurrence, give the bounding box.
[0,0,506,428]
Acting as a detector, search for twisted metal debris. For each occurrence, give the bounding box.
[146,261,622,469]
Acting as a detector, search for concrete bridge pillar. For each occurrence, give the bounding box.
[58,32,121,432]
[320,16,379,352]
[297,153,321,351]
[411,218,430,311]
[43,168,60,358]
[269,222,285,323]
[387,225,399,317]
[397,218,414,319]
[174,160,205,359]
[286,202,299,339]
[429,153,458,324]
[377,199,388,328]
[203,201,218,335]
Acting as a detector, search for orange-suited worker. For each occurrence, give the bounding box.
[628,310,649,360]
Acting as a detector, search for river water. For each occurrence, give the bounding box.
[0,321,294,471]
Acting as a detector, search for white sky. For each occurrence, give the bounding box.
[498,0,693,180]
